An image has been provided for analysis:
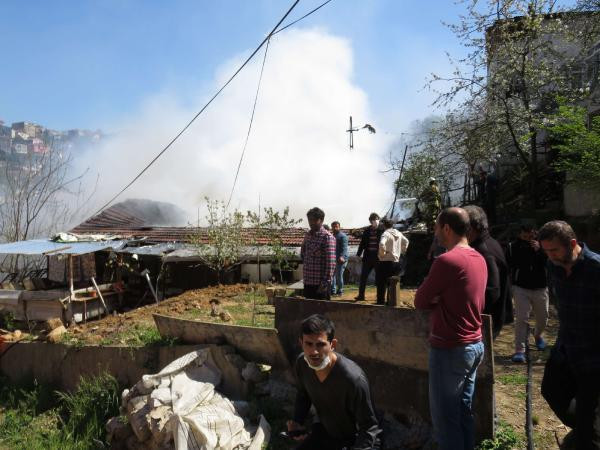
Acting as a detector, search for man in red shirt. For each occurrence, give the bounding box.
[415,207,487,450]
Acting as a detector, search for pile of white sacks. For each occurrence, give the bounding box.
[106,348,270,450]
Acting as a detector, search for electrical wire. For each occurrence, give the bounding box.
[226,37,271,209]
[273,0,334,35]
[90,0,301,217]
[225,0,336,209]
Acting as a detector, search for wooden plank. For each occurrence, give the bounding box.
[153,314,291,371]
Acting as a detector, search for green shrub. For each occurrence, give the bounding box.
[477,422,524,449]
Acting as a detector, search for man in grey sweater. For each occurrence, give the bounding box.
[286,314,382,449]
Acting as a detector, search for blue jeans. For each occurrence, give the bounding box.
[331,261,347,294]
[429,341,484,450]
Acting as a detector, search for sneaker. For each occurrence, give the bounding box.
[535,337,546,351]
[511,352,526,363]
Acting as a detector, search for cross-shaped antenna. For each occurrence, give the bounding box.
[347,116,358,150]
[346,116,376,150]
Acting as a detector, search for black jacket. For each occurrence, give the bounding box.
[471,232,512,338]
[506,238,547,289]
[357,227,383,259]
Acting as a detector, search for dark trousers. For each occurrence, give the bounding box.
[376,261,401,305]
[296,423,354,450]
[542,344,600,448]
[358,256,378,298]
[304,284,331,301]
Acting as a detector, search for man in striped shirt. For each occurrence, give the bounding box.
[301,207,336,300]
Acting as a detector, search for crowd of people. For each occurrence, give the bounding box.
[292,205,599,449]
[300,208,409,305]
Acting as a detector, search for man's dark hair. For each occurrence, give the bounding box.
[368,212,380,221]
[520,223,535,232]
[463,205,489,234]
[306,207,325,221]
[437,207,470,237]
[331,221,340,227]
[538,220,577,247]
[381,218,394,229]
[301,314,335,342]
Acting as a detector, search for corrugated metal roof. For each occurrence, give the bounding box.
[0,239,126,256]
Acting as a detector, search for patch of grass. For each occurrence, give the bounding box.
[498,373,528,386]
[100,323,179,347]
[477,421,525,450]
[0,373,120,450]
[250,395,291,450]
[59,334,86,348]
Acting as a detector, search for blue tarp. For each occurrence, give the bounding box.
[0,239,126,256]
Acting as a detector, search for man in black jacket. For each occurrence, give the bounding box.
[287,314,382,449]
[506,224,548,363]
[464,205,511,339]
[355,213,383,301]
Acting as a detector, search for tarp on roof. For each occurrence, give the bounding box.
[116,242,183,256]
[0,239,126,256]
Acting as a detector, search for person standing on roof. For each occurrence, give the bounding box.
[331,221,349,297]
[419,178,442,232]
[376,218,409,305]
[355,213,382,302]
[301,207,336,301]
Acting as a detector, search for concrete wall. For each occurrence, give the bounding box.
[564,182,600,217]
[0,342,250,400]
[273,297,495,441]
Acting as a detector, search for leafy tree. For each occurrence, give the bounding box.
[545,101,600,188]
[190,197,245,284]
[428,0,600,208]
[246,206,301,282]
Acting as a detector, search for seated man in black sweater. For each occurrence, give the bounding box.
[286,314,382,449]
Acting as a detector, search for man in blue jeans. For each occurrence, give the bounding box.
[331,221,349,296]
[415,207,487,450]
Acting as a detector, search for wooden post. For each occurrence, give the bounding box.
[68,255,74,300]
[386,276,401,307]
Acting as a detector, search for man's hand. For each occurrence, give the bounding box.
[530,240,540,251]
[339,256,345,264]
[286,420,307,441]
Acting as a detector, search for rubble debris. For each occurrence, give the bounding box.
[46,325,67,343]
[45,318,64,331]
[107,348,270,450]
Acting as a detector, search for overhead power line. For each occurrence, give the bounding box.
[226,38,271,209]
[91,0,301,217]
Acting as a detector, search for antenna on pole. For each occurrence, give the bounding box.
[346,116,376,151]
[346,116,357,150]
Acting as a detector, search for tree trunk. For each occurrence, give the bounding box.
[530,128,538,208]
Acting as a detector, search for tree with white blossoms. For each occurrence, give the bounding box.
[246,206,301,283]
[190,197,245,284]
[426,0,600,208]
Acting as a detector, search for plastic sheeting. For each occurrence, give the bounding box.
[121,348,270,450]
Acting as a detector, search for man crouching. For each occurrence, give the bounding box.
[286,314,382,449]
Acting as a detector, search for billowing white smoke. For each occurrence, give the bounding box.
[75,28,395,228]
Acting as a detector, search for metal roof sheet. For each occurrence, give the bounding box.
[0,239,126,256]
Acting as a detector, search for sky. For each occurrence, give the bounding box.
[0,0,477,226]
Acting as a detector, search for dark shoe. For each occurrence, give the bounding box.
[535,336,546,351]
[354,296,365,302]
[511,352,526,363]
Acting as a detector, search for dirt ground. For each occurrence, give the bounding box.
[21,283,567,447]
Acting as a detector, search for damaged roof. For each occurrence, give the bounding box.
[72,202,362,246]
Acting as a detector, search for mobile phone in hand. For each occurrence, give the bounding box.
[279,429,307,439]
